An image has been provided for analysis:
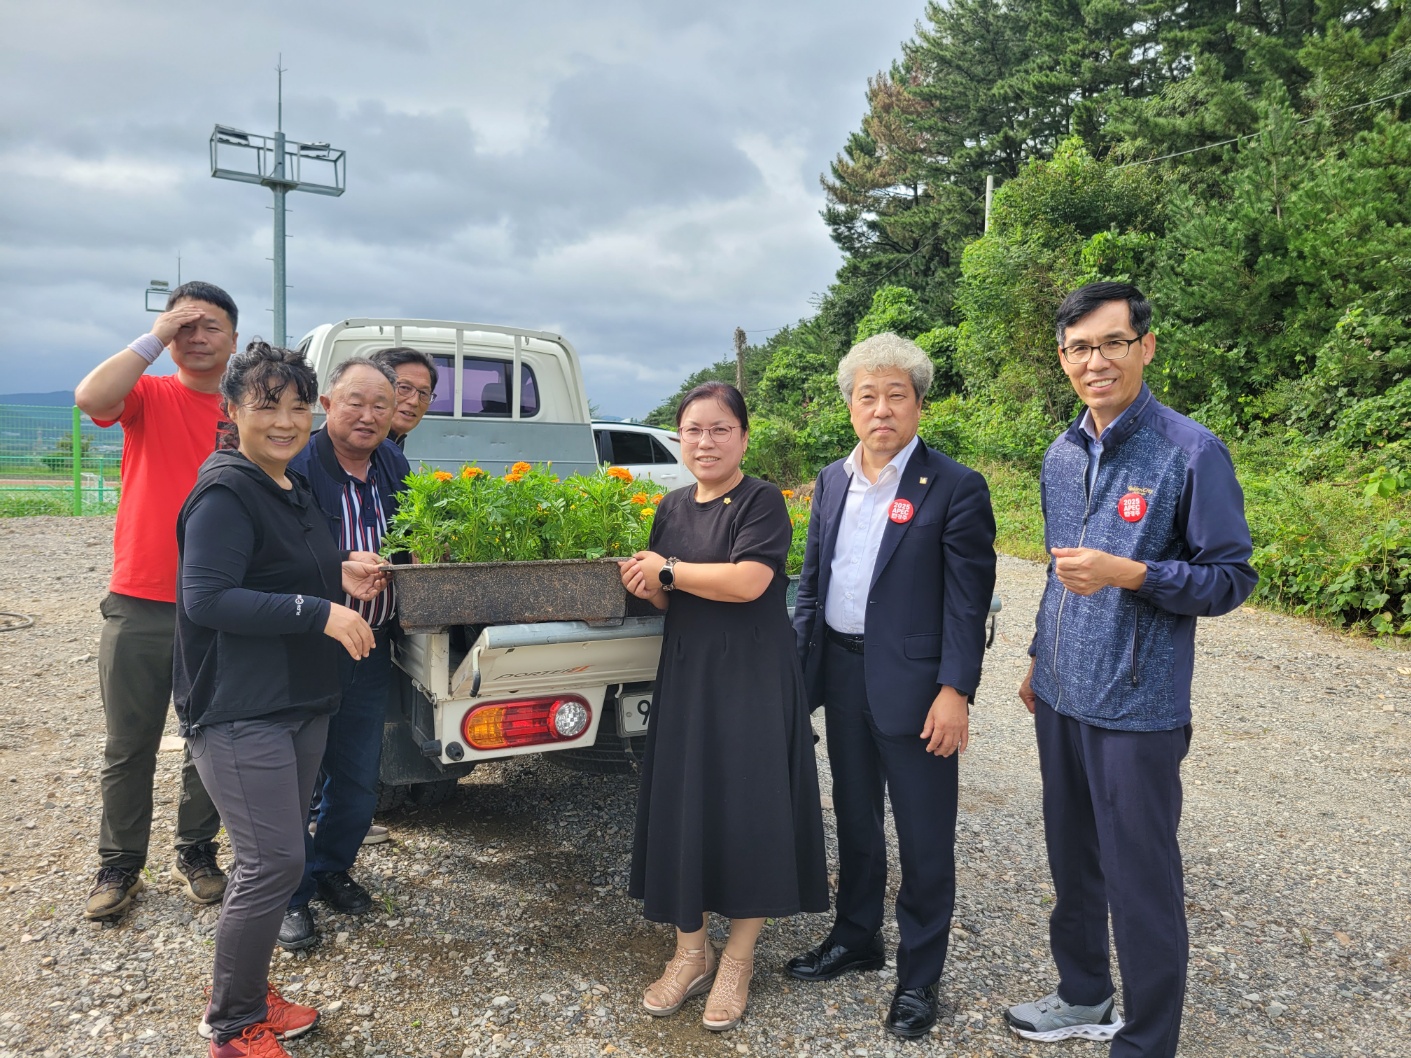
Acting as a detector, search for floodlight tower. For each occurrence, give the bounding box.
[209,61,345,344]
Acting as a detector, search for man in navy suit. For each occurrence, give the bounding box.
[789,333,997,1039]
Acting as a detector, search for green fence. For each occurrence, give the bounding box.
[0,404,122,516]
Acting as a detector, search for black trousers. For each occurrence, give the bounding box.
[1034,698,1192,1058]
[822,638,958,989]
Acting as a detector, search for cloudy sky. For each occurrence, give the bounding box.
[0,1,924,417]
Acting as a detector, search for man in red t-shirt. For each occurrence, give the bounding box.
[75,281,239,920]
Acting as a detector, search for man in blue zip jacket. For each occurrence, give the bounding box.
[1007,283,1257,1058]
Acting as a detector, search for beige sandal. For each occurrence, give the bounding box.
[702,951,752,1031]
[643,945,717,1016]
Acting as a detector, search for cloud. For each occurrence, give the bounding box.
[0,0,923,416]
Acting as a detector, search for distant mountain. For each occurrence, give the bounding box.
[0,390,74,407]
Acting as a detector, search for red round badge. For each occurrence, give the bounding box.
[1118,492,1148,523]
[889,498,914,524]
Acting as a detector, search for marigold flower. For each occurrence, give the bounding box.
[461,466,485,479]
[511,461,533,475]
[781,489,794,499]
[505,472,524,483]
[432,470,454,481]
[630,492,649,505]
[640,508,653,519]
[606,466,633,482]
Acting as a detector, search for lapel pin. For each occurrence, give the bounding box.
[919,477,928,484]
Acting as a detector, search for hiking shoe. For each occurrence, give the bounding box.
[173,843,228,905]
[1006,991,1124,1042]
[209,1023,290,1058]
[308,822,390,845]
[314,870,372,914]
[84,866,145,920]
[363,824,391,845]
[200,983,319,1040]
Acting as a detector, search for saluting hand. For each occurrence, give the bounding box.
[324,603,375,659]
[149,304,209,348]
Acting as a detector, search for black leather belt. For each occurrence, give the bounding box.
[825,626,865,653]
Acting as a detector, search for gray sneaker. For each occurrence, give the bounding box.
[1006,991,1123,1042]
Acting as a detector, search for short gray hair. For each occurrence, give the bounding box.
[837,333,933,404]
[326,355,396,394]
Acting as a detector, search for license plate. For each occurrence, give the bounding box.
[618,692,652,736]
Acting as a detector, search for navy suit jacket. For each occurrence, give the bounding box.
[793,440,997,737]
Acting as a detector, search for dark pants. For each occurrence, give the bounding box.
[291,629,391,907]
[97,592,220,869]
[190,713,328,1043]
[822,638,958,990]
[1034,698,1192,1058]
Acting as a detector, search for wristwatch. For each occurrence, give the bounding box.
[659,557,679,592]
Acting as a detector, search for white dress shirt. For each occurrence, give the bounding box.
[823,434,921,634]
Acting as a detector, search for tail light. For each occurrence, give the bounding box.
[461,696,592,750]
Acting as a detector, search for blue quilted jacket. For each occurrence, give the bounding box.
[1029,386,1257,731]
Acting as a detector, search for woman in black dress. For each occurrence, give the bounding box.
[620,382,827,1032]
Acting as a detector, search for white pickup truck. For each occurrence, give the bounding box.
[299,319,664,808]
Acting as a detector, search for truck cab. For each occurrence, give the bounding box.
[299,319,663,807]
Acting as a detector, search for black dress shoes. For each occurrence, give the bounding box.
[786,932,886,981]
[277,904,317,951]
[314,870,373,914]
[885,983,939,1039]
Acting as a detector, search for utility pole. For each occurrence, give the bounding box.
[734,327,747,395]
[209,59,346,345]
[984,174,995,233]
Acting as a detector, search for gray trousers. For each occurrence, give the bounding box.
[190,713,329,1043]
[98,592,221,869]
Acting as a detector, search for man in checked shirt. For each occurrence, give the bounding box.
[278,356,411,950]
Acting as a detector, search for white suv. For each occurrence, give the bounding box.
[592,421,695,490]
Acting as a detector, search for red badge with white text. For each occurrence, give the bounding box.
[889,498,914,524]
[1118,492,1148,523]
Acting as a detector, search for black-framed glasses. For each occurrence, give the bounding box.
[679,425,740,444]
[395,380,436,405]
[1060,335,1144,364]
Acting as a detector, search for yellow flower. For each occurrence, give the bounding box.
[640,508,653,519]
[781,489,794,499]
[606,466,633,482]
[630,492,649,505]
[432,470,454,481]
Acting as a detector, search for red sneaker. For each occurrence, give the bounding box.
[209,1024,290,1058]
[199,984,319,1040]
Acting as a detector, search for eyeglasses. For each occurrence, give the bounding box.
[679,425,740,444]
[1060,336,1144,364]
[395,380,436,405]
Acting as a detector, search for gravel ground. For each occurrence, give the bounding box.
[0,515,1408,1058]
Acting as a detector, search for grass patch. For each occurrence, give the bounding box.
[975,458,1045,561]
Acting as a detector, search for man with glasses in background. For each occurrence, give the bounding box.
[1008,283,1257,1058]
[276,358,411,951]
[371,347,439,450]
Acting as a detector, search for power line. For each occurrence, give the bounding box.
[1111,86,1411,169]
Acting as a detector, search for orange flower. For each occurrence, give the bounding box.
[781,489,794,499]
[432,470,453,481]
[511,461,533,475]
[504,471,524,483]
[461,466,485,479]
[606,466,633,482]
[630,492,649,505]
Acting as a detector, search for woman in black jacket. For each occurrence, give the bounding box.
[174,342,384,1058]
